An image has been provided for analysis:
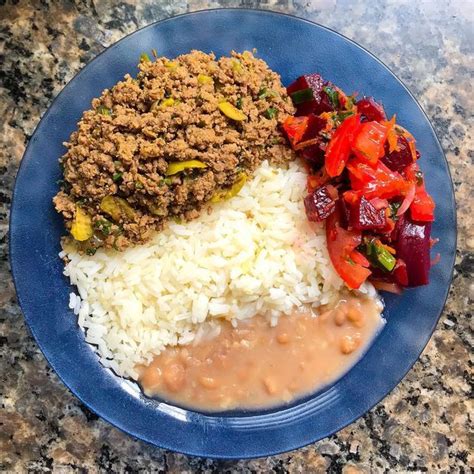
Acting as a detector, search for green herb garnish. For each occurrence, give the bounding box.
[264,107,278,119]
[97,105,111,116]
[140,52,151,62]
[94,218,112,236]
[135,181,144,189]
[112,172,123,182]
[236,97,243,109]
[323,86,340,108]
[85,248,97,256]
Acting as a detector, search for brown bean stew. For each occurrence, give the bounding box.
[138,295,383,410]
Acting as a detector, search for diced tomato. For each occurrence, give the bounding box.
[352,121,388,166]
[411,187,435,222]
[347,160,410,200]
[325,114,361,177]
[326,204,372,289]
[282,116,309,148]
[403,163,435,222]
[350,250,371,267]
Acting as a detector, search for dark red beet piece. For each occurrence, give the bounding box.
[349,196,386,230]
[393,215,432,286]
[300,145,325,167]
[302,114,327,140]
[393,259,409,286]
[382,135,414,172]
[304,185,337,222]
[339,198,352,229]
[298,114,327,166]
[287,74,335,116]
[356,97,387,122]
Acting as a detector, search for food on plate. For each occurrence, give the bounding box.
[282,73,436,291]
[58,53,438,411]
[54,50,295,252]
[62,160,384,410]
[138,296,382,410]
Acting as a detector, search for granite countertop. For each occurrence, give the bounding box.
[1,1,472,472]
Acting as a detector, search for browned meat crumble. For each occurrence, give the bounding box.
[54,50,295,251]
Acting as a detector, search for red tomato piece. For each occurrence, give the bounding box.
[411,187,435,222]
[352,121,388,166]
[282,116,309,148]
[325,114,361,177]
[403,163,435,222]
[326,205,372,289]
[347,160,409,200]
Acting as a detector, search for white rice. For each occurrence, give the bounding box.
[61,160,349,378]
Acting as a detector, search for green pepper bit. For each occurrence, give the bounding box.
[264,107,278,119]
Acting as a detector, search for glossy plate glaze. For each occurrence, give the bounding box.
[9,9,456,459]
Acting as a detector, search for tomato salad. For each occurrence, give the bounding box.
[282,74,436,292]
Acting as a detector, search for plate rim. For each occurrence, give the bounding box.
[8,7,457,459]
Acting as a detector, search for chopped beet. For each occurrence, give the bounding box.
[356,97,387,122]
[304,185,337,222]
[297,114,327,166]
[382,135,414,172]
[393,215,432,286]
[287,74,335,116]
[349,196,386,230]
[339,197,351,229]
[300,145,325,167]
[302,114,327,140]
[393,259,409,286]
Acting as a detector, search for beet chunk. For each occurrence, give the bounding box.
[393,215,432,286]
[298,114,327,166]
[382,135,414,172]
[356,96,387,122]
[287,74,335,116]
[304,185,337,222]
[349,196,386,230]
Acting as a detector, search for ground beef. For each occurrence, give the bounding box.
[54,50,295,250]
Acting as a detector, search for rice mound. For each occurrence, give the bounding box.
[62,160,345,378]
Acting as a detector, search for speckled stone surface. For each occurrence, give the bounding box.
[0,1,472,472]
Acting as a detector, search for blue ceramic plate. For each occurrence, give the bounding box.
[10,9,456,459]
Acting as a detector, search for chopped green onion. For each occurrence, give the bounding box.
[140,52,151,62]
[323,86,340,108]
[112,172,123,182]
[290,88,314,105]
[94,218,112,236]
[375,246,396,271]
[264,107,278,119]
[85,248,97,256]
[97,105,111,116]
[135,181,144,189]
[236,97,243,109]
[364,238,396,272]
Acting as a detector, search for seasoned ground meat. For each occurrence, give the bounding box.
[54,50,295,251]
